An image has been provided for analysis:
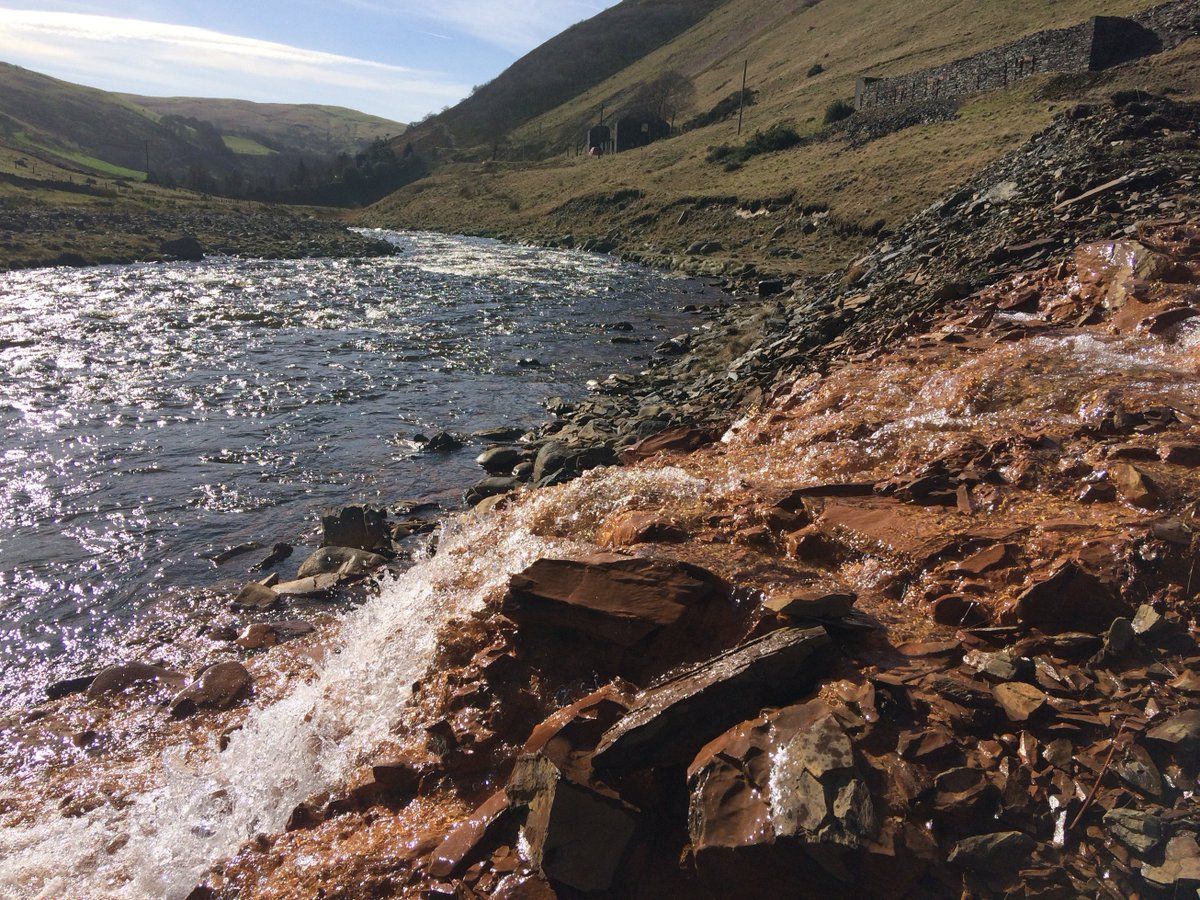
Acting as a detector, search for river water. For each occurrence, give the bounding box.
[0,230,719,710]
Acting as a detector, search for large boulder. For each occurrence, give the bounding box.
[592,627,832,772]
[501,554,731,674]
[297,546,387,578]
[321,505,389,553]
[477,446,526,475]
[160,236,204,261]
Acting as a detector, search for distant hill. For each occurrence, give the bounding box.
[0,61,406,193]
[402,0,729,151]
[125,95,404,160]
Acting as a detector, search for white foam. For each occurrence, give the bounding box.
[0,466,710,899]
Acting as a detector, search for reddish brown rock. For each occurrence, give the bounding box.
[426,790,514,880]
[501,554,729,670]
[506,753,638,893]
[684,701,927,894]
[592,627,831,772]
[1011,562,1128,634]
[949,543,1015,576]
[235,623,279,650]
[169,662,253,719]
[764,584,857,619]
[687,700,874,848]
[818,500,959,561]
[948,831,1037,873]
[235,620,315,650]
[1109,462,1159,508]
[597,511,686,547]
[1141,834,1200,889]
[930,594,990,627]
[992,682,1047,723]
[784,526,841,564]
[491,873,559,899]
[522,685,631,781]
[620,425,721,462]
[1160,442,1200,467]
[274,573,342,599]
[231,581,280,612]
[1143,306,1199,334]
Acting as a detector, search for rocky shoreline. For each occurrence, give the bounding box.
[0,203,399,271]
[2,94,1200,898]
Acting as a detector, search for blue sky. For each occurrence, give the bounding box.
[0,1,619,122]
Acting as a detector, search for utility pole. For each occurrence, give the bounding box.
[737,60,748,136]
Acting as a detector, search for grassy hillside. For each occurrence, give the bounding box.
[365,0,1198,276]
[127,95,404,160]
[0,62,405,193]
[403,0,729,151]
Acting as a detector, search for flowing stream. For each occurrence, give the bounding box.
[0,230,720,710]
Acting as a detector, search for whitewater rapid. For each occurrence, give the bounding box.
[0,467,712,899]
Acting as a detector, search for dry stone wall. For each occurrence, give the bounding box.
[855,0,1198,111]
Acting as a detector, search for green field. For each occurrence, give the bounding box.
[222,135,277,156]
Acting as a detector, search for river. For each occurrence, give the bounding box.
[0,230,721,710]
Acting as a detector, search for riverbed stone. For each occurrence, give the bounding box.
[1103,808,1163,856]
[86,663,186,700]
[1011,562,1128,634]
[465,476,521,506]
[477,446,525,475]
[948,831,1037,872]
[169,661,253,718]
[297,546,387,578]
[274,573,342,599]
[506,753,638,893]
[231,581,281,612]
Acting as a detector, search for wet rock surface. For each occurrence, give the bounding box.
[9,95,1200,900]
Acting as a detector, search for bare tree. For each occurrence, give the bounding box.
[629,71,697,124]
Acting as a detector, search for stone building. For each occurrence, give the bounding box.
[614,115,671,153]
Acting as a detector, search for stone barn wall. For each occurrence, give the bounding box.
[855,0,1198,111]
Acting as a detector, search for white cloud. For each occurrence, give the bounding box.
[340,0,612,55]
[0,9,472,120]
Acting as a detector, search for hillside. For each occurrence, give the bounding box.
[0,62,405,193]
[401,0,729,151]
[364,0,1200,277]
[125,95,405,160]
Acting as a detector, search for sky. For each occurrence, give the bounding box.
[0,1,620,123]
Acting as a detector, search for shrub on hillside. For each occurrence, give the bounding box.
[706,123,804,170]
[823,99,855,124]
[807,63,825,77]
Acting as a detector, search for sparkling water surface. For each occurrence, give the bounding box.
[0,230,718,708]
